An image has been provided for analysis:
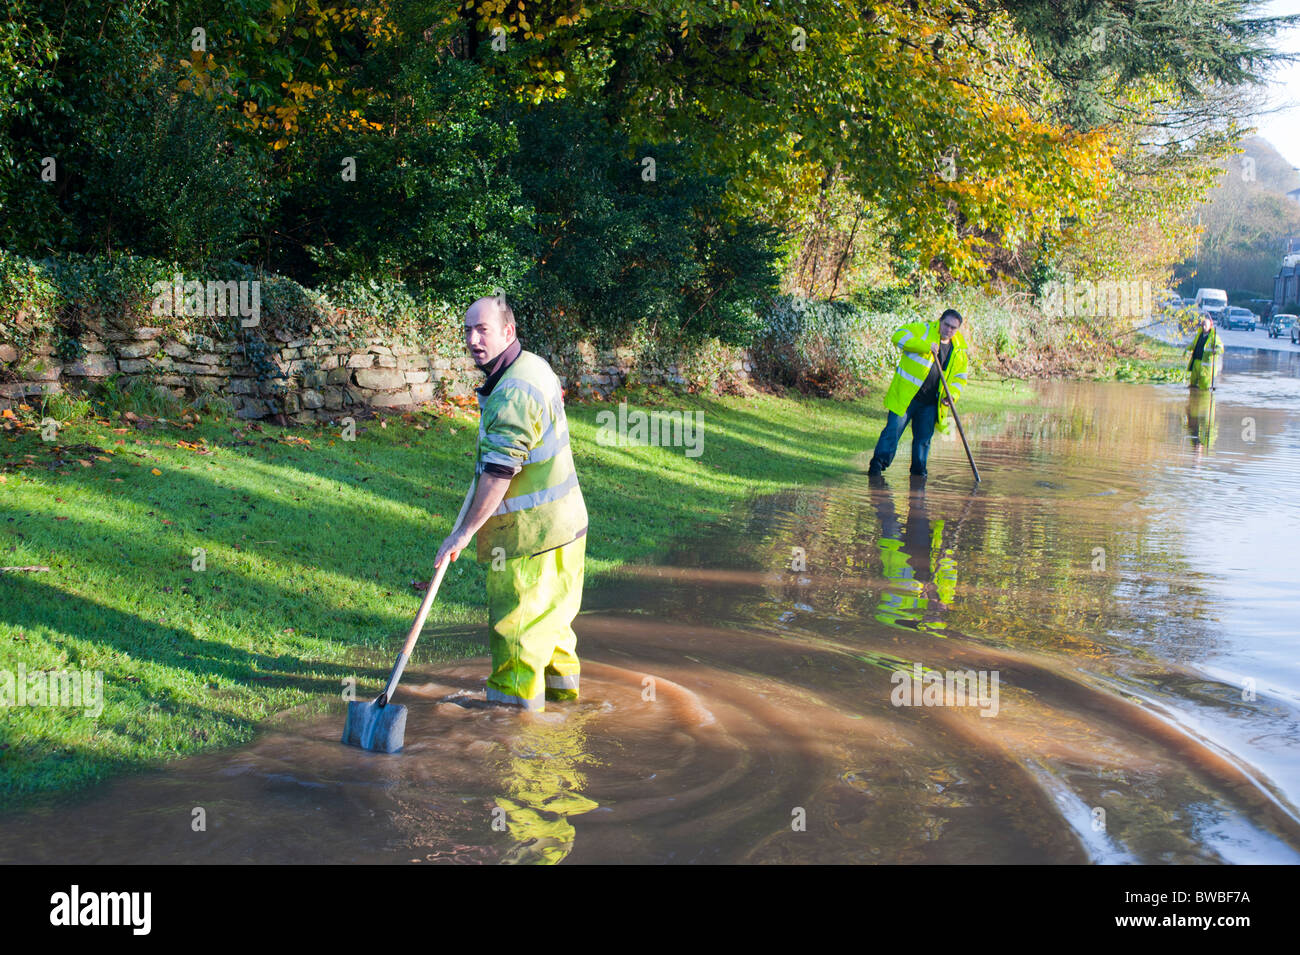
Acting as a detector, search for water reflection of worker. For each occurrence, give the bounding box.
[1185,389,1217,454]
[872,480,958,631]
[1186,315,1224,390]
[494,710,599,864]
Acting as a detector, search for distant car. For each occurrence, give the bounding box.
[1224,306,1257,331]
[1292,321,1300,345]
[1267,314,1296,338]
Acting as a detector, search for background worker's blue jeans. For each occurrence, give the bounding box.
[868,397,938,475]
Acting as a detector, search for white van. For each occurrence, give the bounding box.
[1194,288,1228,322]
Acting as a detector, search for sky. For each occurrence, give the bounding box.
[1254,0,1300,170]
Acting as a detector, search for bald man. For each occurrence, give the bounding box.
[436,297,589,711]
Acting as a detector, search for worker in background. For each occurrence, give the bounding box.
[436,296,588,711]
[867,309,969,478]
[1186,314,1224,390]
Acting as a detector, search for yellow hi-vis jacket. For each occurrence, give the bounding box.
[1185,326,1223,390]
[473,350,588,561]
[883,320,969,434]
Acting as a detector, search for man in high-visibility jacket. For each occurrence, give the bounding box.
[436,296,588,711]
[867,309,969,477]
[1186,314,1224,390]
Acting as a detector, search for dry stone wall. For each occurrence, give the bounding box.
[0,318,755,419]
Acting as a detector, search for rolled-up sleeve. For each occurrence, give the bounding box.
[478,393,541,477]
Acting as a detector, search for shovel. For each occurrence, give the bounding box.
[937,363,980,483]
[342,556,452,753]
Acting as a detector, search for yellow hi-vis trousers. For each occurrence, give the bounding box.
[486,535,585,711]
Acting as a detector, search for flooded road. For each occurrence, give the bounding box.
[3,346,1299,864]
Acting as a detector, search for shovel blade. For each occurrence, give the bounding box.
[342,700,408,753]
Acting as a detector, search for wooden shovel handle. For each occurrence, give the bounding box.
[403,557,451,657]
[377,557,452,706]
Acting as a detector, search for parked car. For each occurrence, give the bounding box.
[1156,291,1182,316]
[1224,306,1257,331]
[1267,314,1296,338]
[1292,321,1300,345]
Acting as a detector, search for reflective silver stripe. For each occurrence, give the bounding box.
[493,471,580,516]
[497,377,553,415]
[902,351,933,369]
[482,432,518,448]
[546,674,579,689]
[896,329,913,345]
[524,424,570,464]
[953,373,968,381]
[481,450,522,471]
[486,686,545,710]
[896,366,926,387]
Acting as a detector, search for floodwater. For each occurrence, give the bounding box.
[3,345,1299,864]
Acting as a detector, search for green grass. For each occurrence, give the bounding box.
[0,377,1028,810]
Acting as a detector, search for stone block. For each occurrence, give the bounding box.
[369,390,414,408]
[17,360,61,381]
[173,362,231,376]
[161,340,191,359]
[118,340,160,359]
[403,370,430,384]
[301,389,325,410]
[65,355,118,377]
[347,353,375,368]
[354,367,406,391]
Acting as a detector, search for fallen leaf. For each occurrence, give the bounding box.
[151,468,162,475]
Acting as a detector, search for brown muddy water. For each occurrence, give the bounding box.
[3,346,1299,864]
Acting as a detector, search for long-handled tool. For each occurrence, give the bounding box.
[342,556,451,753]
[1210,329,1218,392]
[936,363,980,483]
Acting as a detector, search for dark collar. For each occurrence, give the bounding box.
[476,338,522,396]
